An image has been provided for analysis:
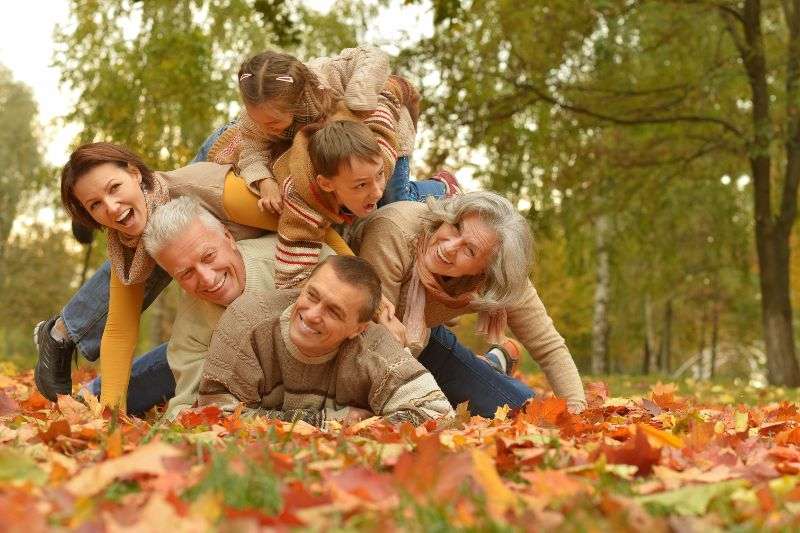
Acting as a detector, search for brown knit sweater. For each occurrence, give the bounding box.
[348,202,587,411]
[198,289,453,426]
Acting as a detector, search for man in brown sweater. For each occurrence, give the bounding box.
[198,255,453,426]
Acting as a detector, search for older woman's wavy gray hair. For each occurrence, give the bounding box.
[423,191,534,310]
[143,196,226,256]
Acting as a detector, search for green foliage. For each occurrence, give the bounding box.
[183,446,282,515]
[0,64,47,255]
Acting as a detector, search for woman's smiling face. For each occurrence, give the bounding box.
[72,162,148,238]
[422,212,499,278]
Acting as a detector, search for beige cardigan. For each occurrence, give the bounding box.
[348,202,587,411]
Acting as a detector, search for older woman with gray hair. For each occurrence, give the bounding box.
[349,191,587,415]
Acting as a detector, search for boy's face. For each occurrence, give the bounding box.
[316,156,386,217]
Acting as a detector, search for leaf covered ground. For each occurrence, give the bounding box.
[2,367,800,531]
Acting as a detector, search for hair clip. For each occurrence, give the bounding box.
[276,75,294,83]
[239,73,253,82]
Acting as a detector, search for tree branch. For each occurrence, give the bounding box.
[516,81,745,138]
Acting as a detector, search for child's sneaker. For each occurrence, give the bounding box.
[431,170,462,197]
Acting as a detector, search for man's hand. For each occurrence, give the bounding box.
[256,178,283,214]
[342,407,372,425]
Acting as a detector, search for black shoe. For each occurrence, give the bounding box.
[33,316,74,401]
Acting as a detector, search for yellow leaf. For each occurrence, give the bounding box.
[471,449,516,519]
[639,423,684,448]
[106,427,122,459]
[494,404,510,421]
[735,412,749,433]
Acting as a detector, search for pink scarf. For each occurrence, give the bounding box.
[105,173,170,285]
[402,238,508,351]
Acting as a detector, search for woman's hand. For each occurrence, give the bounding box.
[375,294,406,346]
[256,178,283,214]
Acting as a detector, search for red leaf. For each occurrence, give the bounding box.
[394,435,473,501]
[177,405,223,428]
[325,466,397,506]
[602,425,661,476]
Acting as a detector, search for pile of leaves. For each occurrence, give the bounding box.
[3,369,800,531]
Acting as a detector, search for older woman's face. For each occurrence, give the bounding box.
[72,162,148,238]
[422,213,499,278]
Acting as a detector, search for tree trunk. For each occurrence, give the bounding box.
[658,298,673,373]
[591,213,610,375]
[710,302,719,379]
[738,0,800,385]
[643,294,656,374]
[696,308,707,379]
[755,226,800,384]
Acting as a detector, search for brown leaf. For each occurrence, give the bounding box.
[38,419,71,444]
[519,397,567,427]
[56,394,91,425]
[66,439,184,497]
[585,381,609,409]
[0,389,20,417]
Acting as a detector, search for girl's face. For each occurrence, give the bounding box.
[245,101,293,135]
[72,162,148,238]
[422,213,499,278]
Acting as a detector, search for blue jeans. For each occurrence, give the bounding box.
[379,156,447,206]
[193,122,235,163]
[86,344,175,417]
[87,325,533,418]
[61,260,174,415]
[419,326,534,417]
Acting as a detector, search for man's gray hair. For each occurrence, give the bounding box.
[143,196,226,256]
[422,191,534,311]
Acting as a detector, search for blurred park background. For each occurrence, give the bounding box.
[3,0,800,389]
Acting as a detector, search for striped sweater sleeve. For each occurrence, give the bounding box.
[370,355,453,425]
[362,91,401,179]
[274,177,328,289]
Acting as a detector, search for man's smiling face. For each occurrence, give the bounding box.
[154,219,246,307]
[289,262,369,357]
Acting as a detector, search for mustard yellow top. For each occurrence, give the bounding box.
[99,173,353,412]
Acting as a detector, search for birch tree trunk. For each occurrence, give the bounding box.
[591,213,610,375]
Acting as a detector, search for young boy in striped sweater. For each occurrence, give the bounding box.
[270,112,397,288]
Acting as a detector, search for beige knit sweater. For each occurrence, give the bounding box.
[348,202,587,411]
[198,289,453,426]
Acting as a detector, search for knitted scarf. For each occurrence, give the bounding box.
[402,237,508,351]
[106,173,170,285]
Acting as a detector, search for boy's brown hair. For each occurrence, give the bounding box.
[61,142,155,229]
[307,120,382,178]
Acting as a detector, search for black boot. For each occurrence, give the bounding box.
[33,316,73,400]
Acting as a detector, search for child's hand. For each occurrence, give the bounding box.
[257,178,282,214]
